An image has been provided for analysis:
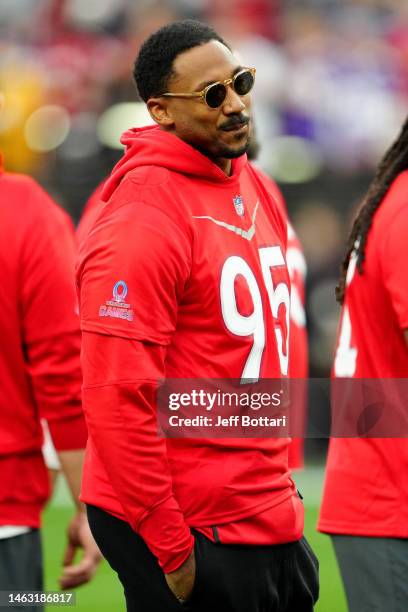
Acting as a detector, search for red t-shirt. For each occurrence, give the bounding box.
[77,125,303,572]
[0,160,87,528]
[319,170,408,537]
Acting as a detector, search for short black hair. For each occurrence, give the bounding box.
[133,20,229,102]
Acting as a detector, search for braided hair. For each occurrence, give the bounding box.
[336,116,408,304]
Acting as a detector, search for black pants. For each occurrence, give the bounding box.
[332,535,408,612]
[0,530,43,612]
[87,505,319,612]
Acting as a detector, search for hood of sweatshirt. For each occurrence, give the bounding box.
[101,125,248,202]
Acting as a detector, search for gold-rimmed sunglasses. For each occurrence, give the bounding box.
[161,67,256,109]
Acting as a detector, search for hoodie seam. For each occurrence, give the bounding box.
[143,196,194,290]
[128,167,171,188]
[100,176,195,275]
[107,180,187,233]
[117,177,194,240]
[108,178,195,291]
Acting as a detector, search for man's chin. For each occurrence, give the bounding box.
[194,137,250,163]
[217,140,250,159]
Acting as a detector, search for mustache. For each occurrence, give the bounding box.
[219,115,250,131]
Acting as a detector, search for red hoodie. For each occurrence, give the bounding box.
[78,171,308,471]
[77,125,303,572]
[0,159,87,527]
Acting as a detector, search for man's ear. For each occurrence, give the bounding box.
[0,93,5,113]
[147,97,174,128]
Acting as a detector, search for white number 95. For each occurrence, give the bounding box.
[220,246,290,381]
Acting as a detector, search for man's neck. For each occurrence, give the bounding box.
[160,126,233,176]
[213,157,232,176]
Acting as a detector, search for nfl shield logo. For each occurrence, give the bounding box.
[233,195,245,217]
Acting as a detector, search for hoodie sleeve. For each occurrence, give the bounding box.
[81,333,194,572]
[78,194,191,343]
[78,194,194,572]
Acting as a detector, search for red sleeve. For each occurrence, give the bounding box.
[78,196,192,343]
[78,196,194,572]
[82,333,194,573]
[21,181,87,450]
[381,208,408,330]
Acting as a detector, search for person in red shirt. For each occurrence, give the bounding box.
[318,116,408,610]
[0,94,101,610]
[77,19,318,612]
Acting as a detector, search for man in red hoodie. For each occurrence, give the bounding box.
[0,93,101,610]
[77,20,319,612]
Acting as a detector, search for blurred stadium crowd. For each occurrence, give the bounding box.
[0,0,407,378]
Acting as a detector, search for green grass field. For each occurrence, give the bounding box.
[43,466,348,611]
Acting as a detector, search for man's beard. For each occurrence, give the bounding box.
[218,139,251,159]
[196,135,251,162]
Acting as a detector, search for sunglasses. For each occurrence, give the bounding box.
[161,67,256,109]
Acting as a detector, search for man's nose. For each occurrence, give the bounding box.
[222,84,246,114]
